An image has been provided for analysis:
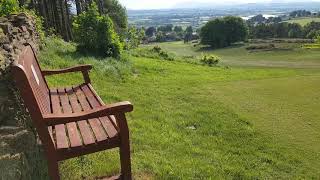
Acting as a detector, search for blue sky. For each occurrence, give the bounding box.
[119,0,320,10]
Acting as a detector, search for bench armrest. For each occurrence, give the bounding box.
[43,101,133,126]
[42,65,93,83]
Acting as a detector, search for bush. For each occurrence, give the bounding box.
[24,10,45,42]
[152,46,162,53]
[0,0,19,16]
[73,3,123,58]
[131,46,175,61]
[246,44,275,50]
[200,55,220,66]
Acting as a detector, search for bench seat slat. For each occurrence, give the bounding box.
[73,86,96,145]
[50,89,69,149]
[82,85,118,138]
[59,88,83,148]
[48,85,119,150]
[76,85,108,142]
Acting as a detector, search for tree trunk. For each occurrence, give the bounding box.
[75,0,82,15]
[97,0,104,15]
[64,0,73,40]
[59,0,69,41]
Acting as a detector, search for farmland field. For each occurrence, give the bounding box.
[39,38,320,179]
[283,17,320,26]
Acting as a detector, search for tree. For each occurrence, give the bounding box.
[247,14,266,24]
[185,26,193,34]
[73,3,123,57]
[103,0,128,38]
[273,23,289,38]
[126,26,144,49]
[156,31,165,42]
[174,26,183,33]
[145,26,156,37]
[183,26,193,43]
[304,21,320,38]
[249,23,274,38]
[200,16,248,48]
[288,23,303,38]
[290,10,311,18]
[158,24,173,33]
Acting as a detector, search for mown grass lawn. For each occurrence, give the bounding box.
[39,38,320,179]
[145,41,320,68]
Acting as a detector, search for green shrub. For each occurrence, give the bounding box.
[200,55,220,66]
[73,3,123,58]
[0,0,19,16]
[131,46,175,61]
[152,46,162,53]
[246,44,275,51]
[24,10,45,42]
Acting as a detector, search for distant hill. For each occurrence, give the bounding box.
[172,1,320,11]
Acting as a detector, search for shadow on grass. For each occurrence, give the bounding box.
[55,47,112,62]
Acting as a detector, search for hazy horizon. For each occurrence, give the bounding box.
[119,0,320,10]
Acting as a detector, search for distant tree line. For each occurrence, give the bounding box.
[247,12,320,39]
[289,10,312,18]
[249,22,320,39]
[144,24,198,43]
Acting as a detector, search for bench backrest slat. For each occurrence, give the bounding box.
[14,45,51,115]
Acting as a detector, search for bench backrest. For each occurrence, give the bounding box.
[12,44,50,118]
[12,44,56,150]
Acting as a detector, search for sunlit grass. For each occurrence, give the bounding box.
[39,37,320,179]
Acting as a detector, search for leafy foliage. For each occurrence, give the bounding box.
[200,55,220,66]
[73,3,123,58]
[24,9,45,42]
[130,46,175,61]
[125,26,145,49]
[0,0,19,16]
[157,24,173,33]
[103,0,128,39]
[249,22,305,39]
[145,27,156,37]
[200,16,248,48]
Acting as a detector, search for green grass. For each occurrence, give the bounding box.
[39,37,320,179]
[144,41,320,68]
[283,17,320,26]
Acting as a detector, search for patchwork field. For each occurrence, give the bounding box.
[283,17,320,26]
[39,38,320,179]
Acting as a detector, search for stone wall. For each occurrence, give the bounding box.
[0,13,48,180]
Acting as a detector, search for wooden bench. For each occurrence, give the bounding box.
[12,44,133,180]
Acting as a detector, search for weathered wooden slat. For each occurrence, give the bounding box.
[100,116,118,138]
[50,89,69,149]
[67,87,96,146]
[77,85,108,142]
[82,85,118,138]
[73,86,96,145]
[59,88,82,148]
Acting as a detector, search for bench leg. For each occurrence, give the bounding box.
[120,141,132,180]
[116,113,132,180]
[48,159,60,180]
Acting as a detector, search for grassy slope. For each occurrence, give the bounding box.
[283,17,320,26]
[39,38,320,179]
[144,41,320,68]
